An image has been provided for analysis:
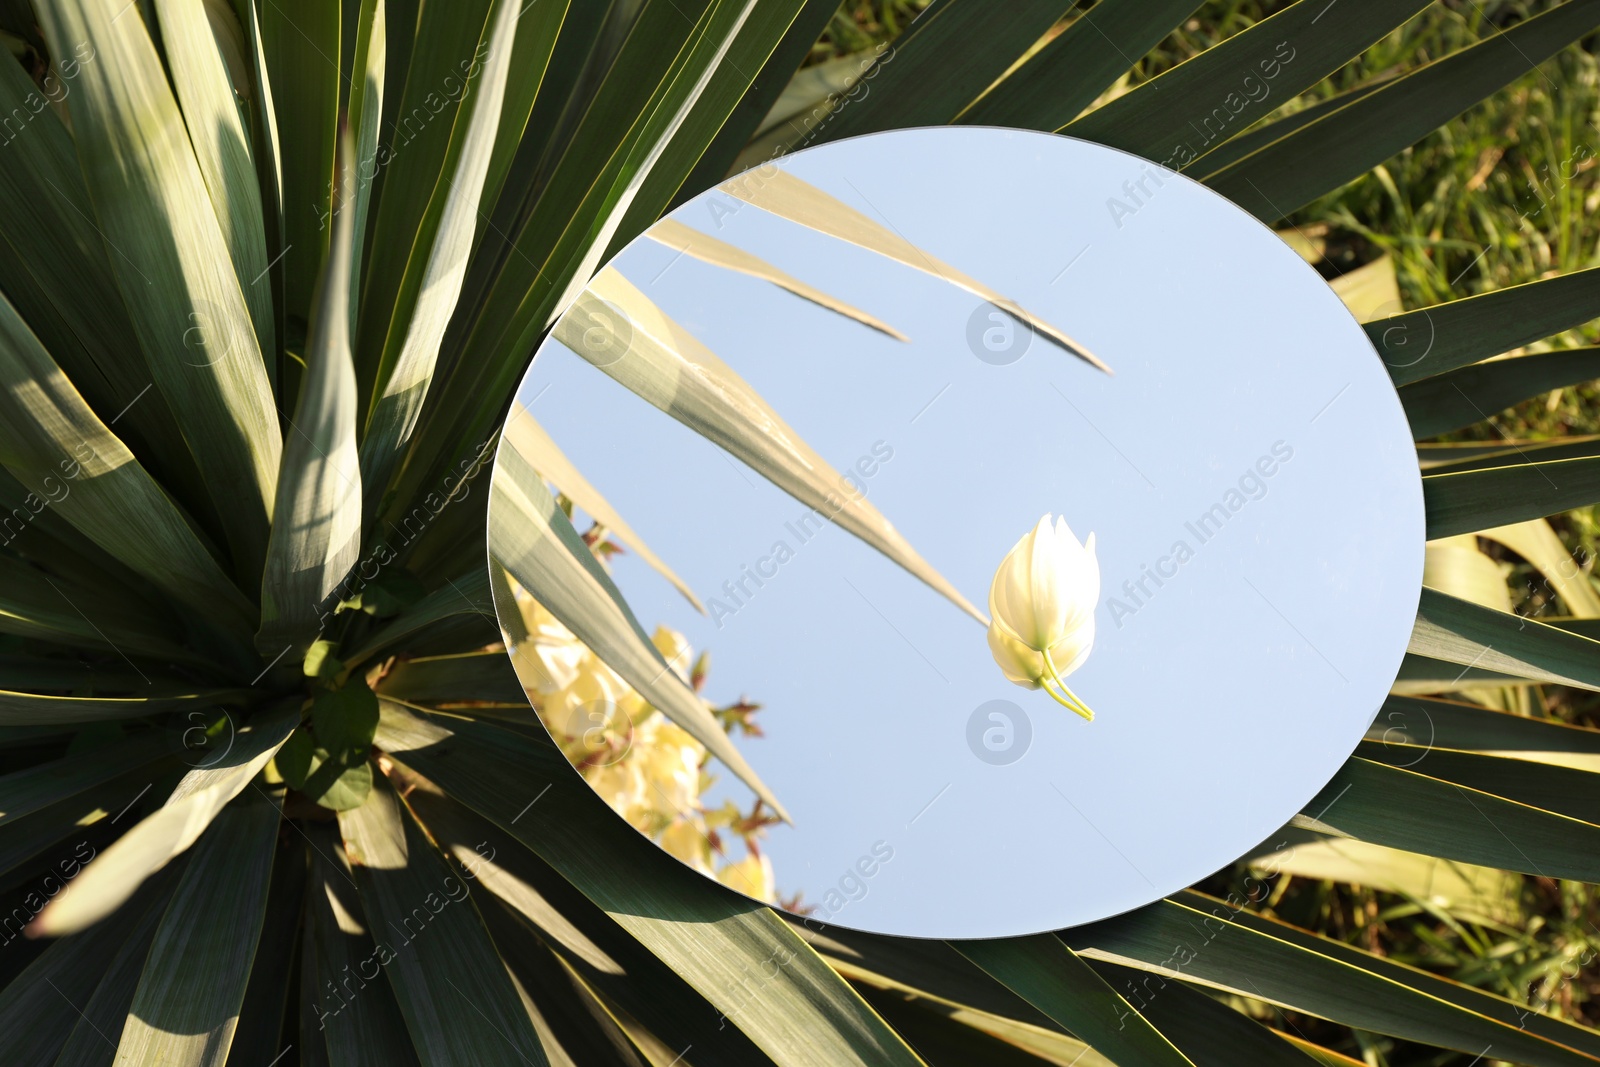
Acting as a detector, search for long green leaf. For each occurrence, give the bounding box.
[1087,958,1324,1067]
[345,0,386,343]
[1371,267,1600,386]
[0,731,174,825]
[960,0,1201,131]
[359,0,523,509]
[1425,455,1600,537]
[1360,740,1600,823]
[51,869,173,1067]
[392,0,829,526]
[1064,0,1432,169]
[1305,755,1600,883]
[0,51,205,508]
[0,686,247,727]
[1171,888,1600,1062]
[115,786,282,1067]
[259,0,338,332]
[555,268,983,625]
[0,286,256,640]
[1410,587,1600,692]
[0,867,173,1066]
[1374,694,1600,768]
[337,774,548,1066]
[811,0,1074,138]
[36,0,282,575]
[302,821,422,1067]
[955,935,1197,1067]
[374,702,926,1067]
[258,131,363,655]
[1206,0,1600,220]
[35,702,298,936]
[153,0,275,368]
[1399,347,1600,438]
[489,442,785,817]
[1065,895,1600,1067]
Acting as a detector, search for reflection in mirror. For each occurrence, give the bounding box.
[487,127,1424,938]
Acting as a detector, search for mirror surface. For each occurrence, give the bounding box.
[486,127,1423,939]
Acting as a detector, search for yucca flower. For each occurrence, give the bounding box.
[987,514,1100,721]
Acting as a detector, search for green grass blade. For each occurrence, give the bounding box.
[960,0,1201,131]
[1424,454,1600,537]
[1065,895,1600,1067]
[373,703,927,1067]
[337,774,548,1066]
[358,0,523,512]
[153,0,275,373]
[258,132,363,656]
[489,443,786,818]
[35,0,282,577]
[35,702,298,936]
[801,0,1077,139]
[114,786,282,1067]
[1411,587,1600,692]
[0,299,257,640]
[1399,347,1600,438]
[1206,0,1600,220]
[955,935,1198,1067]
[1307,755,1600,884]
[558,268,984,624]
[1064,0,1432,168]
[1371,267,1600,386]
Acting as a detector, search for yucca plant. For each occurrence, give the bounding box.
[1,0,1599,1063]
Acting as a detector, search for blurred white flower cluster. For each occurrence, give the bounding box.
[506,577,778,904]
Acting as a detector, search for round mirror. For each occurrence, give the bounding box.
[486,127,1424,939]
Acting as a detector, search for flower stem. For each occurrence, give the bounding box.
[1041,653,1095,722]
